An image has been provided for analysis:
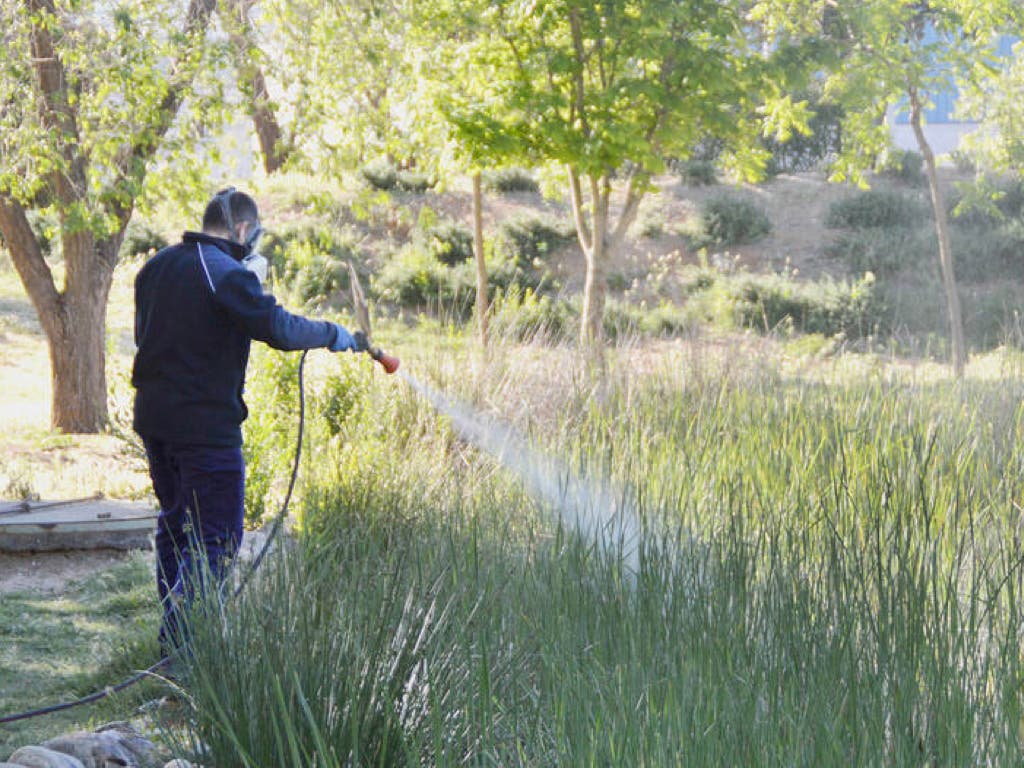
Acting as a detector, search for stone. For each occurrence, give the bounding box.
[161,762,194,768]
[94,724,157,767]
[6,746,86,768]
[41,730,141,768]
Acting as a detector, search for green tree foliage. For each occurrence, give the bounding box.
[259,0,449,176]
[0,0,223,431]
[436,0,822,349]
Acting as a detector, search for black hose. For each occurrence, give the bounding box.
[0,349,309,725]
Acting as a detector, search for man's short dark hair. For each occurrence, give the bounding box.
[202,188,259,234]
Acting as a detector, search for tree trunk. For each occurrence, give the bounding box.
[579,225,607,348]
[250,67,287,174]
[567,168,604,349]
[0,196,119,431]
[909,87,966,376]
[49,278,114,432]
[472,172,489,347]
[568,168,645,351]
[50,232,120,431]
[222,0,288,174]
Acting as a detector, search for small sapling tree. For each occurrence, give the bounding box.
[823,0,1023,376]
[440,0,821,350]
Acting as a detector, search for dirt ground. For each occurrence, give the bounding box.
[0,549,145,595]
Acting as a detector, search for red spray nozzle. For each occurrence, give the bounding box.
[370,347,400,374]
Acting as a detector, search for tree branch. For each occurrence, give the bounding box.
[220,0,287,173]
[567,165,593,253]
[112,0,217,223]
[25,0,88,207]
[0,195,61,328]
[609,171,646,252]
[568,7,589,137]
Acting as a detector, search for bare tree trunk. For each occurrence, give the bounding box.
[249,67,287,174]
[0,197,120,430]
[580,178,609,348]
[909,87,966,376]
[50,250,116,431]
[472,172,489,347]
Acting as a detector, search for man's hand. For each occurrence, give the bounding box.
[353,331,370,353]
[329,323,356,352]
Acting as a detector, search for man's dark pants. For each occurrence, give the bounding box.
[143,439,245,654]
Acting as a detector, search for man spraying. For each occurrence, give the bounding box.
[131,187,363,658]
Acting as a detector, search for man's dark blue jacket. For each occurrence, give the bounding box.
[132,232,340,447]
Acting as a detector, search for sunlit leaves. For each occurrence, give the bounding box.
[0,0,225,233]
[824,0,1021,181]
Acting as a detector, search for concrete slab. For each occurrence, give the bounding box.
[0,498,157,552]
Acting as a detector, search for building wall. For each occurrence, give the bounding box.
[889,122,976,157]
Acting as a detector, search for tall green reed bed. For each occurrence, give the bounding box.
[177,344,1024,766]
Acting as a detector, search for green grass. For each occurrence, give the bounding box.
[0,552,163,753]
[165,337,1024,766]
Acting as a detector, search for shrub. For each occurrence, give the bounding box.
[877,149,925,186]
[825,189,926,230]
[602,299,695,340]
[692,196,771,248]
[394,169,434,193]
[952,221,1024,283]
[262,223,361,307]
[488,251,561,296]
[633,198,666,239]
[825,226,934,276]
[360,159,435,193]
[679,160,718,187]
[950,149,977,174]
[677,265,718,296]
[374,243,475,312]
[360,159,398,191]
[949,177,1024,228]
[241,348,302,526]
[488,287,577,342]
[874,277,1024,354]
[725,271,879,339]
[482,168,540,194]
[120,219,168,258]
[495,214,575,270]
[427,221,474,266]
[763,101,844,174]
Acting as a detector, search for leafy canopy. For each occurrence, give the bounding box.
[0,0,228,235]
[436,0,825,185]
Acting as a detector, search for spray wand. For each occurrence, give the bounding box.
[348,262,400,374]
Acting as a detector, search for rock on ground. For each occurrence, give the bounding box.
[5,745,86,768]
[6,721,160,768]
[41,731,143,768]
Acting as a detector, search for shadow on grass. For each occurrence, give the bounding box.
[0,553,162,753]
[0,294,42,336]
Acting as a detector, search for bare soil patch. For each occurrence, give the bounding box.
[0,548,145,594]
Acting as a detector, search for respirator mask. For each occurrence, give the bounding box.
[214,186,269,284]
